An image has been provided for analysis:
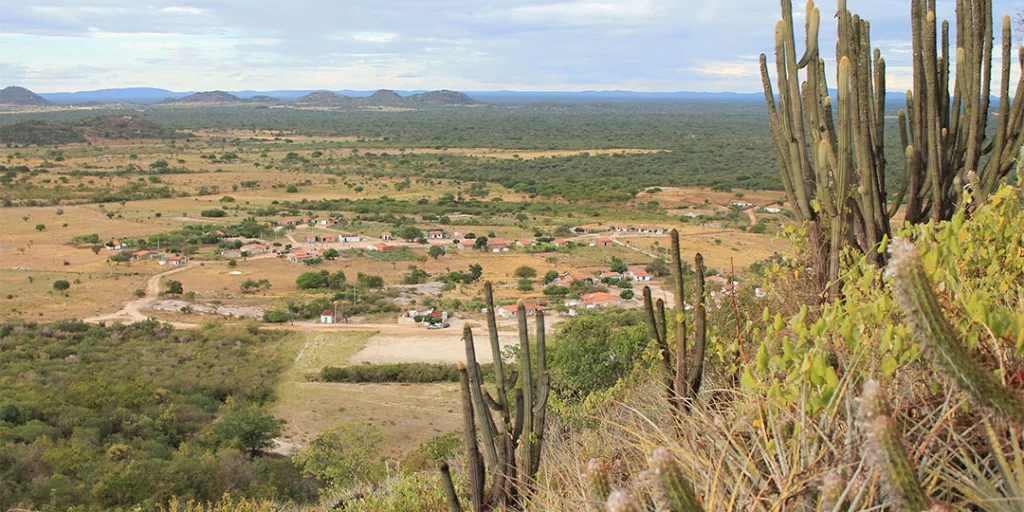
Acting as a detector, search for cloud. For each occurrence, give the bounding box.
[0,0,1019,92]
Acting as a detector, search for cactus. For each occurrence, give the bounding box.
[642,230,707,415]
[859,380,931,510]
[586,458,611,511]
[588,449,703,512]
[760,0,1023,295]
[439,282,551,511]
[886,238,1024,424]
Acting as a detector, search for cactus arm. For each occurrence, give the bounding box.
[886,238,1024,424]
[859,380,931,510]
[517,302,536,486]
[643,286,676,400]
[483,282,511,428]
[670,230,689,410]
[649,448,704,511]
[463,327,500,471]
[512,389,524,446]
[456,363,486,512]
[529,311,549,478]
[439,461,465,512]
[686,253,708,406]
[586,458,611,511]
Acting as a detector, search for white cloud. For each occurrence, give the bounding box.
[161,6,208,15]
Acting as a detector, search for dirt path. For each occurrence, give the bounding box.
[745,208,758,225]
[83,261,202,327]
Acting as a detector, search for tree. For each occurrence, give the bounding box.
[473,236,489,250]
[90,245,102,255]
[34,224,45,232]
[428,245,445,260]
[213,402,283,458]
[134,289,145,298]
[397,226,423,241]
[468,263,484,281]
[52,280,70,292]
[296,270,330,289]
[165,280,183,296]
[543,284,570,297]
[357,273,384,289]
[323,248,340,260]
[514,265,537,279]
[547,316,649,401]
[646,258,669,277]
[293,423,386,492]
[544,270,560,284]
[327,271,347,290]
[403,266,430,285]
[610,256,627,274]
[518,279,534,291]
[619,289,635,300]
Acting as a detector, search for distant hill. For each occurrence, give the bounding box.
[0,86,52,106]
[362,89,406,106]
[0,120,84,145]
[247,95,279,103]
[293,91,356,106]
[407,90,478,105]
[161,91,242,104]
[0,115,180,145]
[40,87,188,105]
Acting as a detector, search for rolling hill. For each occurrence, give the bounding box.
[406,90,478,105]
[161,90,242,104]
[0,86,52,106]
[293,91,356,106]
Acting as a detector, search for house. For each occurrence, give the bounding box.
[427,309,449,323]
[593,237,614,248]
[452,231,463,239]
[339,233,361,243]
[160,255,188,266]
[495,304,549,319]
[731,201,754,208]
[131,250,159,261]
[553,273,595,287]
[630,269,651,282]
[516,239,535,248]
[305,235,319,244]
[370,243,395,252]
[637,226,665,235]
[289,251,313,263]
[320,235,337,243]
[614,226,635,233]
[313,217,334,226]
[456,239,475,251]
[320,310,336,324]
[381,231,394,241]
[599,271,623,281]
[240,243,268,256]
[580,292,621,308]
[280,217,301,226]
[552,239,568,247]
[763,206,783,214]
[489,240,509,253]
[428,230,445,240]
[700,222,723,229]
[106,239,123,251]
[222,249,244,258]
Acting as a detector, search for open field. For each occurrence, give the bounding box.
[270,330,463,456]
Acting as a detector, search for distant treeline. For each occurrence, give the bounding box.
[319,362,495,383]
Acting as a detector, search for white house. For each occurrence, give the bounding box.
[320,310,335,324]
[630,269,651,282]
[763,206,782,214]
[339,234,361,243]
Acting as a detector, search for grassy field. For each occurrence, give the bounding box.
[270,330,461,456]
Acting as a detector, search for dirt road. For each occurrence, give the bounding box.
[83,261,201,327]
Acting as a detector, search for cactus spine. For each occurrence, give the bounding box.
[439,282,551,511]
[642,230,707,415]
[859,380,931,510]
[886,238,1024,424]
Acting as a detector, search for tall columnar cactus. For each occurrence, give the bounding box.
[587,449,704,512]
[859,380,931,510]
[439,282,551,511]
[642,230,707,415]
[760,0,1023,296]
[886,238,1024,424]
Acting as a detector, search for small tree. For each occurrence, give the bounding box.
[619,289,635,300]
[294,423,386,493]
[323,248,340,260]
[514,265,537,279]
[34,224,45,232]
[428,245,445,260]
[518,279,534,291]
[544,270,560,284]
[52,280,70,292]
[610,256,627,274]
[473,237,489,250]
[165,280,184,296]
[90,245,102,255]
[213,402,283,458]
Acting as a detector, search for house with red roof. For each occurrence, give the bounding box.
[580,292,621,308]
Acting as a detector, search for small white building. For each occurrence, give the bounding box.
[339,234,361,243]
[320,310,335,324]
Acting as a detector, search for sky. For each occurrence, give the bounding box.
[1,0,1020,93]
